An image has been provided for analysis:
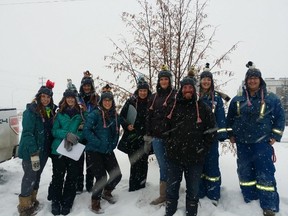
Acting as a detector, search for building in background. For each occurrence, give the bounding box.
[265,78,288,126]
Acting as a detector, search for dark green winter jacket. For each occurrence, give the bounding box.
[18,102,55,161]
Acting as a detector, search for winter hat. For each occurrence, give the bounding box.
[245,61,264,85]
[243,61,266,107]
[180,67,197,99]
[63,89,77,98]
[36,80,54,98]
[180,72,197,87]
[137,76,149,90]
[100,91,114,101]
[200,63,213,80]
[158,64,172,80]
[81,76,94,86]
[79,70,95,95]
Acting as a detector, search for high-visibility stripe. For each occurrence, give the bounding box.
[256,184,275,192]
[239,181,256,186]
[236,101,240,116]
[259,102,266,118]
[272,128,283,136]
[226,128,233,132]
[201,174,220,182]
[217,128,227,133]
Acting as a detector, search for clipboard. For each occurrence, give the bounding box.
[56,139,85,161]
[126,104,137,125]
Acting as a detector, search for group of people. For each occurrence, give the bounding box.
[17,61,285,216]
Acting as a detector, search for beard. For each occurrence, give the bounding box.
[183,92,193,100]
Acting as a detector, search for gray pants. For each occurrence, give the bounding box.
[20,156,48,197]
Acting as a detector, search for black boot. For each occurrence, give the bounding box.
[165,199,178,216]
[61,206,71,215]
[186,200,198,216]
[51,201,61,215]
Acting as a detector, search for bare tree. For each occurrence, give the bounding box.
[103,0,238,95]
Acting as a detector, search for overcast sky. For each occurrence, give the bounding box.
[0,0,287,111]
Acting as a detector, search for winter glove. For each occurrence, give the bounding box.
[31,154,40,171]
[64,139,73,152]
[66,132,79,145]
[143,135,153,154]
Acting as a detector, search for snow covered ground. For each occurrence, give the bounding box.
[1,128,288,216]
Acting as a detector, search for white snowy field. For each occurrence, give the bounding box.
[0,128,288,216]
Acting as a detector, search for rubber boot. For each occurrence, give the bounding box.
[150,181,166,205]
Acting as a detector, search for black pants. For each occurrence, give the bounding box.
[128,147,148,191]
[50,154,78,208]
[77,151,94,191]
[86,151,122,200]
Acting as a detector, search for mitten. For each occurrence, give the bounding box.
[66,132,79,145]
[64,139,73,152]
[31,154,40,171]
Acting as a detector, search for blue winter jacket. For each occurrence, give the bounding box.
[200,91,227,141]
[83,107,121,153]
[227,86,285,144]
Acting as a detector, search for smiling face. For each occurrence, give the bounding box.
[182,84,194,100]
[65,96,76,107]
[247,76,260,93]
[138,89,148,99]
[102,98,113,110]
[40,94,51,107]
[82,84,92,94]
[159,77,170,89]
[200,77,212,92]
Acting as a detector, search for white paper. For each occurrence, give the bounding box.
[56,139,85,161]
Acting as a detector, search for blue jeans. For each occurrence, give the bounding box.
[21,156,48,196]
[152,138,167,182]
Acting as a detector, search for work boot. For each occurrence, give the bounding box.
[102,189,116,204]
[91,199,104,214]
[263,209,275,216]
[186,200,198,216]
[165,199,178,216]
[150,181,166,205]
[17,195,34,216]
